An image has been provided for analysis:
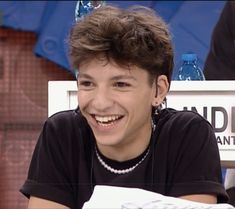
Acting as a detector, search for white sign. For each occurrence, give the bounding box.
[168,81,235,163]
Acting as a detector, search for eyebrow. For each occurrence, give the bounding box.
[111,75,137,81]
[78,73,137,81]
[78,73,93,79]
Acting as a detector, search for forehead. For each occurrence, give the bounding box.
[79,57,128,71]
[78,58,148,79]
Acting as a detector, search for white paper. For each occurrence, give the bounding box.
[82,185,234,209]
[224,169,235,190]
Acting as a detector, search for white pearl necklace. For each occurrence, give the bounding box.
[95,147,150,175]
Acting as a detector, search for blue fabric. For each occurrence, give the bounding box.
[0,1,46,32]
[0,1,77,70]
[151,1,184,22]
[0,1,226,75]
[33,1,77,71]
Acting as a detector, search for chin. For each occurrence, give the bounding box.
[95,135,122,147]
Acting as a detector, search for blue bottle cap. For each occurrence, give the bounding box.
[182,53,197,61]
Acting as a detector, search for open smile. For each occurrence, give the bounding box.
[91,114,124,127]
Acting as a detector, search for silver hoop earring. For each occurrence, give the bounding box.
[154,98,167,115]
[154,104,162,115]
[151,118,156,132]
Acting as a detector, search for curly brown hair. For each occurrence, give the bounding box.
[69,5,174,85]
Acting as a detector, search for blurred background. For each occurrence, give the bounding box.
[0,1,227,208]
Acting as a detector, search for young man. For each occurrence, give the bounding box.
[20,5,228,209]
[204,1,235,80]
[204,1,235,206]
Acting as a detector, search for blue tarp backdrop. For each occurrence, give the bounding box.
[0,1,226,78]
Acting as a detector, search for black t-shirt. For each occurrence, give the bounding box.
[20,108,228,208]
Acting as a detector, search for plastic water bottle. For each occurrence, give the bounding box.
[75,1,105,22]
[174,53,205,80]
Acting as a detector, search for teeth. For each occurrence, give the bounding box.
[95,115,120,123]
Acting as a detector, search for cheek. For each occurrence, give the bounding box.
[141,88,156,103]
[77,92,88,108]
[119,92,153,111]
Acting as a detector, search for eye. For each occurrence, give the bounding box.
[113,82,131,88]
[78,80,94,90]
[79,81,92,86]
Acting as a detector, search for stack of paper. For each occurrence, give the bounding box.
[82,185,234,209]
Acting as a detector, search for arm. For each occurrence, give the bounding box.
[179,194,217,204]
[28,196,70,209]
[165,111,228,203]
[20,115,78,208]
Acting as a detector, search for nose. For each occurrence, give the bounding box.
[91,87,114,112]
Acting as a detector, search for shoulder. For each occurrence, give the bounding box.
[40,108,92,144]
[225,1,235,14]
[157,108,210,128]
[155,108,215,144]
[46,108,88,130]
[38,108,93,154]
[48,108,83,123]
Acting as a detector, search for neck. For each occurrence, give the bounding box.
[96,125,152,162]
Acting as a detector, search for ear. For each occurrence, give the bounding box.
[151,75,169,107]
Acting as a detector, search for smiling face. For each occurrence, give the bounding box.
[77,58,168,160]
